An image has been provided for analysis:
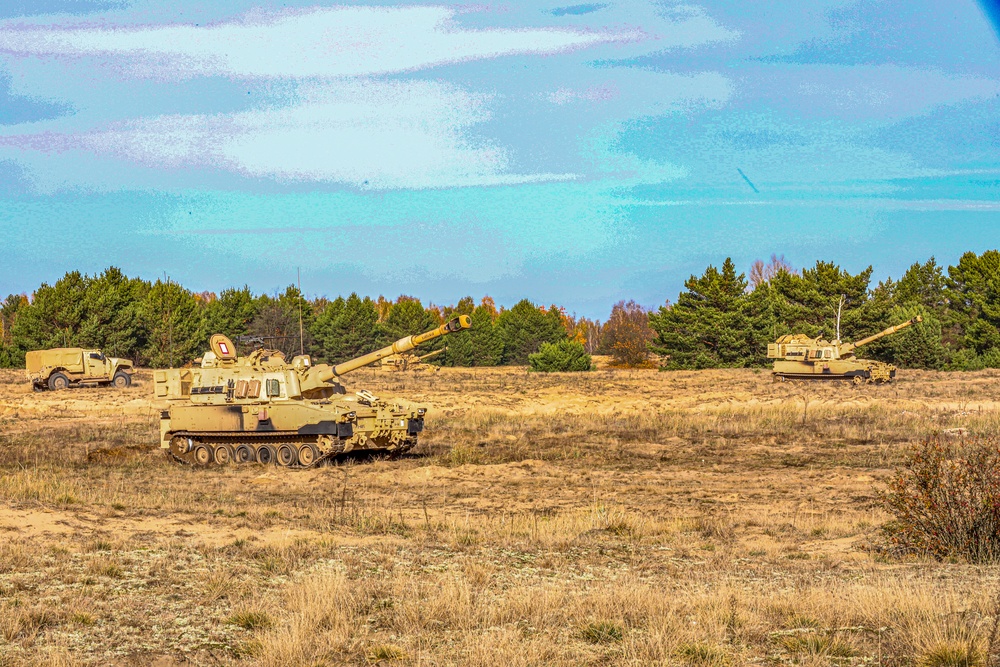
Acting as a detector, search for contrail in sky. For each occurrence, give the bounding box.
[737,168,759,193]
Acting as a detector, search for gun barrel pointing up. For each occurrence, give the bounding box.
[842,316,923,353]
[331,315,471,377]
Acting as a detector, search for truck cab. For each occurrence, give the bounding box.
[26,347,134,391]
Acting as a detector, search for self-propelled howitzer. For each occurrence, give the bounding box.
[155,315,471,467]
[379,347,446,371]
[768,316,922,384]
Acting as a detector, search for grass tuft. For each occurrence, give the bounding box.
[579,621,624,644]
[227,610,273,631]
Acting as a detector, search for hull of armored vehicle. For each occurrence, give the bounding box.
[161,401,423,467]
[154,316,469,468]
[772,359,896,384]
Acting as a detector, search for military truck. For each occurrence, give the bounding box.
[768,317,922,384]
[155,315,471,467]
[26,348,134,391]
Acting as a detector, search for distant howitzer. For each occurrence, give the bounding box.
[381,347,447,371]
[768,316,923,384]
[414,347,446,363]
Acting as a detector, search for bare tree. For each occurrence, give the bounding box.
[749,254,796,289]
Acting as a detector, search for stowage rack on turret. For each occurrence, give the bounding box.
[154,315,471,467]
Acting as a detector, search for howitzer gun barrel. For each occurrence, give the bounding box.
[414,348,447,362]
[843,316,922,353]
[313,316,470,381]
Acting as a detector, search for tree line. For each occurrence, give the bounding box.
[2,250,999,371]
[0,268,603,369]
[649,251,1000,371]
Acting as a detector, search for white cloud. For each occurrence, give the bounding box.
[52,80,576,188]
[0,5,649,78]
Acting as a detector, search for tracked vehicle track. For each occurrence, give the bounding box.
[167,432,416,468]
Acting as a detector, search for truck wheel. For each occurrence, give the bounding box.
[48,372,70,391]
[112,372,131,388]
[31,382,45,393]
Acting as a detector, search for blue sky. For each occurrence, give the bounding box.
[0,0,998,319]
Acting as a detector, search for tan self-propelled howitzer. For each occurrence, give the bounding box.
[379,347,446,371]
[155,316,471,467]
[768,316,923,384]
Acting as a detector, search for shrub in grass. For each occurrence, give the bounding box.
[528,340,592,372]
[881,438,1000,562]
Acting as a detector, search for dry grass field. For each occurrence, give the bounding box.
[1,363,1000,666]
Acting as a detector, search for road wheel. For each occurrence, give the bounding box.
[852,375,863,386]
[193,445,212,466]
[234,444,254,463]
[298,443,319,467]
[112,371,131,388]
[48,372,70,391]
[213,445,232,465]
[256,445,276,465]
[276,444,297,466]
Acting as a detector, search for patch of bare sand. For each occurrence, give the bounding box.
[0,504,325,548]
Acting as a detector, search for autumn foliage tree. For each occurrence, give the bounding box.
[603,300,654,367]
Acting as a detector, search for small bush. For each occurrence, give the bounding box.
[579,621,624,644]
[881,438,1000,562]
[528,340,592,372]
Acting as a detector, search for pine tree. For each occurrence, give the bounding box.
[946,250,1000,355]
[203,286,259,341]
[770,261,875,341]
[310,293,382,364]
[78,267,149,359]
[11,271,90,353]
[496,299,567,365]
[648,258,756,368]
[140,280,206,367]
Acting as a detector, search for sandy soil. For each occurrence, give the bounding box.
[1,365,999,665]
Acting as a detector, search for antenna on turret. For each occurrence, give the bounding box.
[835,294,845,342]
[297,267,304,356]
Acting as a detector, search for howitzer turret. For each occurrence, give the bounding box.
[154,315,471,467]
[768,316,923,384]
